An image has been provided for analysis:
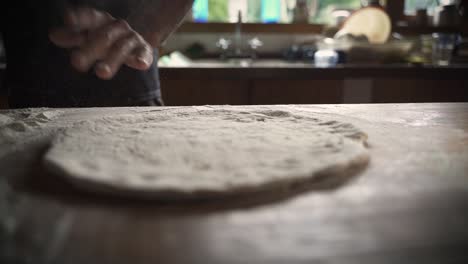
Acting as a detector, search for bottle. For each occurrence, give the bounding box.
[293,0,309,23]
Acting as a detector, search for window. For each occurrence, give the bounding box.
[192,0,363,24]
[404,0,438,15]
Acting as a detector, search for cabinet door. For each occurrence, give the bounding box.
[372,79,468,103]
[161,80,250,106]
[251,80,343,105]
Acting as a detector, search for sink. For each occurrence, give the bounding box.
[158,51,313,68]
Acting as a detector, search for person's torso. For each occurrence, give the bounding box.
[2,0,161,108]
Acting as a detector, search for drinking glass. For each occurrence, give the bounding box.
[432,33,458,66]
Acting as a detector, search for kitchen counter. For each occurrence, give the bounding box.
[159,63,468,105]
[1,61,467,80]
[1,103,468,263]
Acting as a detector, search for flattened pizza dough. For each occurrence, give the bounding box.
[43,107,369,199]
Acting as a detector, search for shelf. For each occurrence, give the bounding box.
[176,22,467,36]
[176,22,324,34]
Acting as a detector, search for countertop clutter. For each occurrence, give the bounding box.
[1,103,468,264]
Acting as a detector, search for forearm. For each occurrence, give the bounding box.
[127,0,194,48]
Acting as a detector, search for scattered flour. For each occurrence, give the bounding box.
[0,109,64,159]
[0,114,12,126]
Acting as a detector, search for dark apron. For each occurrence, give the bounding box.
[1,0,162,108]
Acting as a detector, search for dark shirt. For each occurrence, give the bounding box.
[1,0,161,108]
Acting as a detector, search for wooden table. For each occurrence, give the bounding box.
[1,103,468,264]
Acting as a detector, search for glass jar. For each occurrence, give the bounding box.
[432,33,459,66]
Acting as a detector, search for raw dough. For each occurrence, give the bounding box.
[43,107,369,199]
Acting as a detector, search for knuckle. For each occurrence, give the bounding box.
[114,39,130,52]
[130,31,141,42]
[93,10,113,27]
[102,30,114,42]
[115,19,131,31]
[91,8,103,19]
[142,43,153,52]
[99,22,127,44]
[103,12,114,21]
[113,36,136,53]
[134,34,150,48]
[139,46,153,57]
[123,31,141,45]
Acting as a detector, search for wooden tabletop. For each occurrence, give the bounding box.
[1,103,468,264]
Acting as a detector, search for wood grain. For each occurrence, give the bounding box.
[1,103,468,264]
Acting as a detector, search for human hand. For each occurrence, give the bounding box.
[49,7,154,80]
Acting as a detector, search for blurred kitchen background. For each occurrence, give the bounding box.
[1,0,468,106]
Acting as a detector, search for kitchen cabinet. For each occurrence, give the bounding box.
[372,79,468,103]
[162,79,344,106]
[250,80,343,105]
[162,79,250,106]
[160,66,468,106]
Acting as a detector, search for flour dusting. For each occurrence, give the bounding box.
[0,114,12,126]
[0,109,64,159]
[43,107,369,199]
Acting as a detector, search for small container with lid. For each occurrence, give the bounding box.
[314,38,339,68]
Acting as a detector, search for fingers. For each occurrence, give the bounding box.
[64,7,113,32]
[94,33,139,79]
[70,19,133,72]
[125,46,154,71]
[96,34,153,80]
[50,7,154,79]
[49,28,86,48]
[49,7,113,49]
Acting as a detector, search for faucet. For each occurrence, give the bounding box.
[234,10,243,56]
[216,10,263,60]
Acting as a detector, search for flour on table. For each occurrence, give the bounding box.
[43,107,370,199]
[0,114,13,126]
[0,109,64,158]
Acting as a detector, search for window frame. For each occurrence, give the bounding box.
[177,0,466,35]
